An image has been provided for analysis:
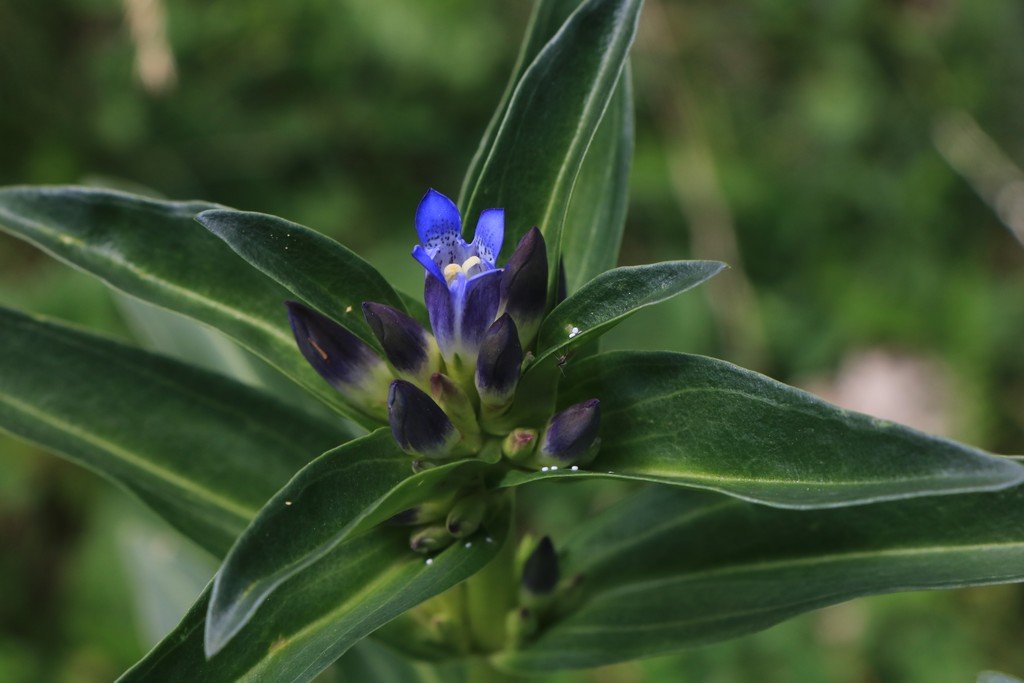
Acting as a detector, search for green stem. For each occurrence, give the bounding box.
[464,490,517,653]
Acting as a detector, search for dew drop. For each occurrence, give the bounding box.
[550,465,558,471]
[570,465,579,471]
[485,536,494,544]
[425,557,434,566]
[541,466,550,472]
[284,500,293,506]
[568,326,581,339]
[464,541,472,548]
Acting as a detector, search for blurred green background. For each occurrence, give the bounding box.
[2,0,1024,681]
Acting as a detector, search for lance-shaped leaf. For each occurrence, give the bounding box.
[0,186,368,422]
[497,485,1024,672]
[532,260,726,366]
[560,69,634,293]
[459,0,589,207]
[197,209,407,349]
[204,429,487,656]
[459,0,643,296]
[499,351,1024,507]
[0,306,352,556]
[121,506,510,682]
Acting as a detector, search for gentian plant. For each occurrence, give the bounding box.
[2,0,1024,681]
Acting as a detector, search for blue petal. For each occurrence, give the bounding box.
[424,275,455,356]
[412,244,446,283]
[471,208,504,266]
[416,189,464,263]
[458,269,502,353]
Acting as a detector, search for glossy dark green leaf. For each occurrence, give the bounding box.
[197,209,407,349]
[0,186,365,421]
[459,0,643,295]
[120,506,511,682]
[334,640,469,683]
[560,70,634,293]
[499,351,1024,507]
[0,306,352,556]
[498,484,1024,672]
[205,429,488,655]
[458,0,587,208]
[533,260,725,365]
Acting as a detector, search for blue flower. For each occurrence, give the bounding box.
[412,189,505,370]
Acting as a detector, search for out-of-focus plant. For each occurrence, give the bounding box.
[2,1,1024,680]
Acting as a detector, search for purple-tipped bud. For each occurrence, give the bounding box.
[500,228,548,349]
[521,536,559,598]
[387,380,461,459]
[362,302,440,384]
[285,301,391,417]
[538,399,601,466]
[502,428,537,462]
[475,314,523,412]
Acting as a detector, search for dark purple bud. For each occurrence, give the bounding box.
[521,536,559,597]
[362,302,440,383]
[285,301,391,415]
[387,380,460,459]
[500,228,548,348]
[539,399,601,466]
[475,314,523,410]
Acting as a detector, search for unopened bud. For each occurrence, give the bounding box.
[505,607,537,648]
[520,536,560,607]
[362,302,441,385]
[502,428,538,462]
[537,399,601,467]
[445,493,487,538]
[475,314,523,417]
[388,380,461,459]
[409,524,454,554]
[500,227,548,349]
[285,301,392,418]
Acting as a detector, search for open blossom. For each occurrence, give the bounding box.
[285,188,600,471]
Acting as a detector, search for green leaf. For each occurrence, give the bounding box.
[0,306,352,556]
[499,351,1024,507]
[533,260,725,365]
[120,506,511,682]
[204,429,488,655]
[459,0,643,295]
[334,639,469,683]
[498,484,1024,672]
[458,0,587,207]
[560,69,634,293]
[197,209,408,349]
[0,186,365,422]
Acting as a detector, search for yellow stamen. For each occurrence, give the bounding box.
[444,263,462,284]
[461,256,482,275]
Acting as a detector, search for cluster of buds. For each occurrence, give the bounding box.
[285,189,602,544]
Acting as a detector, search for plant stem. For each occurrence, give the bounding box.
[464,490,517,653]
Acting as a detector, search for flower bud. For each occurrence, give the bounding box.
[387,488,460,526]
[387,380,461,460]
[445,493,486,538]
[500,227,548,349]
[362,302,441,385]
[520,536,559,607]
[285,301,392,418]
[410,524,454,554]
[475,314,523,416]
[429,372,482,450]
[505,607,537,648]
[502,428,538,462]
[537,399,601,467]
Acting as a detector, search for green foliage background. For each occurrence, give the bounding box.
[1,0,1023,681]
